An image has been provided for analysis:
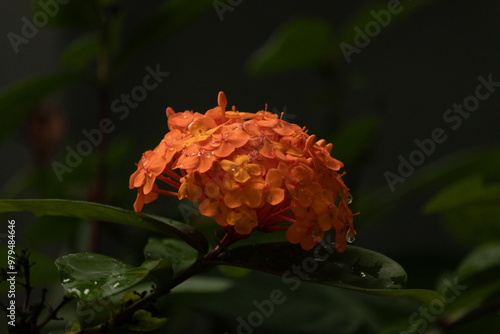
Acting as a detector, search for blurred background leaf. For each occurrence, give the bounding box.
[246,17,335,76]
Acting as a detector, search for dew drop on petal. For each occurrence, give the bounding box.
[346,193,353,205]
[346,228,355,243]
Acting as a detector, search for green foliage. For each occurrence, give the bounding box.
[215,241,442,303]
[424,176,500,244]
[144,237,199,275]
[55,253,172,302]
[61,34,100,70]
[0,199,208,252]
[126,310,168,332]
[2,1,500,332]
[246,17,335,76]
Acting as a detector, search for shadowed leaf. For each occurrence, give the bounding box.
[214,240,440,303]
[246,17,335,76]
[0,199,208,253]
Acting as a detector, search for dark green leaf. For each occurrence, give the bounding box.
[61,34,99,70]
[55,252,171,302]
[455,243,500,282]
[170,276,233,294]
[0,72,80,143]
[436,244,500,325]
[424,175,500,214]
[424,176,500,244]
[0,199,208,253]
[126,309,167,332]
[0,248,59,292]
[214,241,440,303]
[144,238,199,275]
[246,17,335,76]
[358,145,500,227]
[339,0,432,48]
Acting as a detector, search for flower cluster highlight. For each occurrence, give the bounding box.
[130,92,356,251]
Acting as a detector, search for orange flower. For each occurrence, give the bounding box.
[130,91,357,252]
[206,126,250,158]
[220,154,261,183]
[226,206,258,235]
[129,150,166,195]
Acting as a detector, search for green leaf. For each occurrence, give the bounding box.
[0,199,208,253]
[327,113,381,167]
[246,17,335,76]
[144,238,199,275]
[424,176,500,244]
[455,243,500,282]
[170,276,233,294]
[61,34,99,70]
[339,0,432,48]
[0,248,59,292]
[358,145,500,227]
[424,175,500,214]
[126,309,167,332]
[0,72,80,143]
[437,244,500,325]
[214,241,440,303]
[55,252,172,302]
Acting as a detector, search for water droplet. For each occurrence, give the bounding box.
[346,229,355,243]
[346,193,353,205]
[83,288,90,296]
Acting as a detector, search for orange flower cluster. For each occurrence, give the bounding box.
[130,92,356,251]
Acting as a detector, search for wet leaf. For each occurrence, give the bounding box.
[144,238,199,275]
[214,240,440,303]
[246,17,335,76]
[55,253,172,302]
[0,199,208,253]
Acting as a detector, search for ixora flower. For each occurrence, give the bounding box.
[130,92,357,252]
